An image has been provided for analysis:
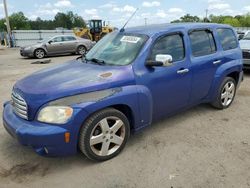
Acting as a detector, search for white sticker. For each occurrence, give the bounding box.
[120,36,140,43]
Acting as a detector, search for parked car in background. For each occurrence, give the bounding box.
[20,35,96,59]
[237,30,250,40]
[239,31,250,69]
[3,23,243,161]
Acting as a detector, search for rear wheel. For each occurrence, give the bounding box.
[34,49,45,59]
[76,45,86,55]
[79,108,130,161]
[211,77,236,109]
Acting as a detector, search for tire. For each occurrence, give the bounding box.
[211,77,237,109]
[34,48,45,59]
[76,45,86,55]
[79,108,130,161]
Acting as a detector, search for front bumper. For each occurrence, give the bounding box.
[3,102,78,156]
[20,48,34,57]
[243,59,250,69]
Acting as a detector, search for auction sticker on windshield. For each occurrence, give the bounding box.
[120,36,141,43]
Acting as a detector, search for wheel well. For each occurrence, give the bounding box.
[226,71,240,84]
[111,104,135,131]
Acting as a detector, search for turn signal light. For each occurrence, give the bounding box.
[65,132,70,143]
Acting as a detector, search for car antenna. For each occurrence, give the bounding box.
[120,8,139,32]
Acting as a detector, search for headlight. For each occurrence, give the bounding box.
[37,106,73,124]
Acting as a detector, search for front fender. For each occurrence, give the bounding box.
[209,60,242,101]
[71,85,153,131]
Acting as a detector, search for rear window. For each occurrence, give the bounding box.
[189,30,216,57]
[217,28,238,50]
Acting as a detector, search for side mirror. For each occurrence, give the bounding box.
[146,54,173,67]
[155,54,173,66]
[48,40,53,44]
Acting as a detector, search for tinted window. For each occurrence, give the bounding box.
[63,36,76,41]
[189,30,216,57]
[217,28,238,50]
[51,37,63,42]
[149,34,185,62]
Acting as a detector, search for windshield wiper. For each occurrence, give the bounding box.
[86,58,106,65]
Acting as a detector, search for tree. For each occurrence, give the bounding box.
[9,12,31,30]
[54,11,86,29]
[171,14,201,23]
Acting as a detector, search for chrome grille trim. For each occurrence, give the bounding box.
[11,91,28,120]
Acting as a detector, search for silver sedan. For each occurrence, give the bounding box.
[20,35,96,59]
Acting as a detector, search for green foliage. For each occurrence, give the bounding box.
[0,11,87,31]
[9,12,31,29]
[171,14,201,23]
[172,13,250,27]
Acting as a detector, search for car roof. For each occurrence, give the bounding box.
[52,35,76,37]
[125,23,232,37]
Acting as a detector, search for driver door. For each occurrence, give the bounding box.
[46,36,64,54]
[140,33,192,119]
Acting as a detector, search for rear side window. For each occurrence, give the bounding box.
[217,28,238,50]
[189,30,216,57]
[149,34,185,62]
[63,36,76,41]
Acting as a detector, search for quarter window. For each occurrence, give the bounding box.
[149,34,185,62]
[217,28,238,51]
[189,30,216,57]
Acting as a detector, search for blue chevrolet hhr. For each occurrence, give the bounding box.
[3,23,243,161]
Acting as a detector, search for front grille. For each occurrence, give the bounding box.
[243,50,250,59]
[11,91,28,120]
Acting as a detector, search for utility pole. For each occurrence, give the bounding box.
[144,18,148,26]
[3,0,12,47]
[205,9,208,22]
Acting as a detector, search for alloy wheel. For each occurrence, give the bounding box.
[90,116,125,156]
[78,46,86,55]
[221,81,235,107]
[35,49,45,58]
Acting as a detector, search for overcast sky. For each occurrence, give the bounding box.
[0,0,250,27]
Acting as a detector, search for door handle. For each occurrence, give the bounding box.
[213,60,221,65]
[177,68,189,74]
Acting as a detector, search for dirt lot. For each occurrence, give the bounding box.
[0,48,250,188]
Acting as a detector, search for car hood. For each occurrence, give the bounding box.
[21,42,45,49]
[239,39,250,50]
[13,60,135,119]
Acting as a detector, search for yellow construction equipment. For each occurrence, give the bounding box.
[74,20,115,42]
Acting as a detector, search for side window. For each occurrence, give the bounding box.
[189,30,216,57]
[52,37,63,43]
[217,28,238,51]
[63,36,76,41]
[149,34,185,62]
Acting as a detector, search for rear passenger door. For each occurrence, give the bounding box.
[188,29,221,103]
[62,36,78,52]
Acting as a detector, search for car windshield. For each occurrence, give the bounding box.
[85,31,148,66]
[243,32,250,40]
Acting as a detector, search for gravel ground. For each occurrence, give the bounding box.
[0,48,250,188]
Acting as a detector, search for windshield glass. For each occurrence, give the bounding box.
[243,32,250,40]
[85,31,148,66]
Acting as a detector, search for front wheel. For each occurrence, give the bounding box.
[211,77,236,109]
[34,49,45,59]
[79,108,130,161]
